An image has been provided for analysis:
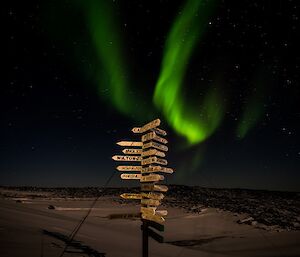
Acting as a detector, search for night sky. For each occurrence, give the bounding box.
[2,0,299,191]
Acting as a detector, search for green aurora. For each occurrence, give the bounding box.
[153,0,224,144]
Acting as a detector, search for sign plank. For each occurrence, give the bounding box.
[120,193,142,199]
[142,149,165,158]
[141,166,173,174]
[132,119,161,134]
[140,207,156,216]
[121,173,141,180]
[156,210,168,216]
[148,228,164,243]
[141,184,168,192]
[141,156,167,166]
[141,199,161,206]
[151,127,167,136]
[122,149,142,155]
[143,141,168,152]
[141,213,165,223]
[145,220,164,232]
[142,192,165,200]
[112,155,142,162]
[116,166,142,172]
[140,174,164,183]
[142,131,168,144]
[117,141,143,147]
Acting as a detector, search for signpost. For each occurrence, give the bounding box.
[112,118,174,257]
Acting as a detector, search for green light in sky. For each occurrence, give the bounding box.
[154,0,223,144]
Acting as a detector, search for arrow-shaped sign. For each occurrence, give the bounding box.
[141,156,167,166]
[141,212,165,223]
[140,174,164,182]
[142,131,168,144]
[116,166,142,172]
[132,119,161,134]
[120,173,141,180]
[112,155,142,162]
[141,199,161,206]
[120,193,142,199]
[122,149,142,155]
[151,127,167,136]
[142,166,173,174]
[143,141,168,152]
[142,149,165,158]
[141,207,156,216]
[117,141,143,147]
[141,184,168,192]
[142,192,165,200]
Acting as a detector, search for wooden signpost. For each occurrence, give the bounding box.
[112,118,174,257]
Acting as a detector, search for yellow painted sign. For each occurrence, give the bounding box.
[141,166,173,174]
[117,141,143,147]
[143,141,168,152]
[141,213,165,223]
[141,206,156,216]
[141,184,168,192]
[140,174,164,182]
[141,156,167,166]
[120,193,142,199]
[131,119,161,134]
[142,149,165,158]
[112,155,142,162]
[120,173,141,180]
[141,198,161,206]
[122,149,142,155]
[116,166,142,172]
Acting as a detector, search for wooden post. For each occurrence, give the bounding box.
[142,220,148,257]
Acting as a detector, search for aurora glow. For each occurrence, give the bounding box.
[153,0,223,144]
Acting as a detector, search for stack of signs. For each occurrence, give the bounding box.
[112,118,174,243]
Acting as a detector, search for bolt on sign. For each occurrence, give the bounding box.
[112,118,174,249]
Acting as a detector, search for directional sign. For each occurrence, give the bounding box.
[116,166,142,172]
[142,149,165,158]
[121,193,142,199]
[132,119,161,134]
[142,131,168,144]
[151,127,167,136]
[141,199,161,206]
[142,192,165,200]
[148,228,164,243]
[141,206,156,216]
[112,155,142,162]
[117,141,143,147]
[141,156,167,166]
[156,210,168,216]
[141,213,165,223]
[142,166,173,174]
[141,184,168,192]
[122,149,142,155]
[140,174,164,183]
[146,220,164,232]
[143,141,168,152]
[121,173,141,180]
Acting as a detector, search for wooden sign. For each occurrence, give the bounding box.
[132,119,161,134]
[116,166,142,172]
[156,210,168,216]
[141,184,168,192]
[117,141,143,147]
[121,173,141,180]
[141,199,161,206]
[141,166,173,174]
[140,174,164,182]
[141,156,167,166]
[145,220,164,232]
[122,149,142,155]
[142,131,168,144]
[148,228,164,243]
[151,127,167,136]
[141,213,165,223]
[141,207,156,216]
[112,155,142,162]
[120,193,142,199]
[142,192,165,200]
[142,149,165,158]
[143,141,168,152]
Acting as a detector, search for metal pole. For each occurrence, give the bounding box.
[142,220,149,257]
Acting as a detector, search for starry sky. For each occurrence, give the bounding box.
[2,0,299,191]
